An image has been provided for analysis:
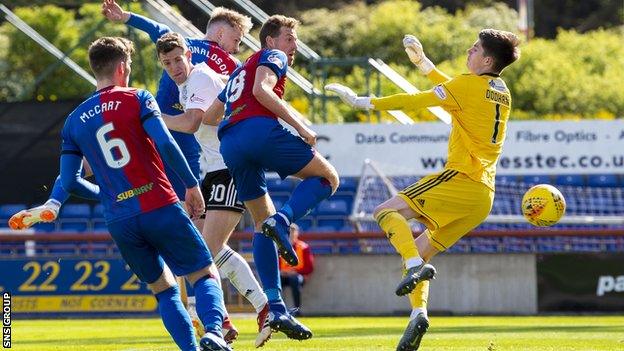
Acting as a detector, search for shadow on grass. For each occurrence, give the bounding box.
[18,336,172,346]
[316,324,623,338]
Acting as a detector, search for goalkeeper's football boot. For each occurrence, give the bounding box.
[396,313,429,351]
[255,303,272,348]
[199,331,232,351]
[395,263,436,296]
[8,205,58,230]
[261,214,299,266]
[268,309,312,340]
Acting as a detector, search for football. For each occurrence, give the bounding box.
[521,184,566,227]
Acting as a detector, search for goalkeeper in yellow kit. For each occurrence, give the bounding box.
[326,29,520,351]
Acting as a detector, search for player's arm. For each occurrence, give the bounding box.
[253,66,317,146]
[325,82,460,111]
[101,0,171,43]
[402,35,450,85]
[202,98,225,126]
[60,154,100,200]
[162,109,204,133]
[162,72,224,132]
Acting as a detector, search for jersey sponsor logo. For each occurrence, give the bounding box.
[433,85,447,100]
[116,182,154,202]
[172,103,184,112]
[488,79,507,93]
[267,53,285,70]
[79,100,122,123]
[189,93,205,104]
[485,89,510,107]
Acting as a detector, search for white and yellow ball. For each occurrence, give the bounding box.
[521,184,566,227]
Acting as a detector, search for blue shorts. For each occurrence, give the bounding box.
[164,131,201,201]
[107,203,212,284]
[219,117,314,201]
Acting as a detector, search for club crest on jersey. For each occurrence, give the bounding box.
[433,85,447,100]
[267,53,285,70]
[146,97,157,110]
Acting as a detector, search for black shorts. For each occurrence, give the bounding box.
[201,169,245,213]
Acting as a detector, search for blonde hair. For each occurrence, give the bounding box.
[259,15,299,48]
[208,7,252,34]
[88,37,134,79]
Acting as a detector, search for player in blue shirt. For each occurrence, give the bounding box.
[9,1,249,227]
[204,15,340,340]
[60,36,229,351]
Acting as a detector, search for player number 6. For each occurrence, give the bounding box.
[96,122,131,169]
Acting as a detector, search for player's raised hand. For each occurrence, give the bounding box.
[324,83,373,110]
[101,0,130,23]
[184,186,206,220]
[403,34,434,75]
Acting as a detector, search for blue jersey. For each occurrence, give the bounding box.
[127,14,240,187]
[61,86,178,222]
[218,49,288,136]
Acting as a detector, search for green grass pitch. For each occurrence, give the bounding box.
[11,315,624,350]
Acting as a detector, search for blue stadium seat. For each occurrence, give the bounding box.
[316,199,349,216]
[295,218,314,231]
[0,204,27,219]
[92,219,108,232]
[588,174,619,187]
[317,218,346,231]
[330,192,355,212]
[32,222,56,232]
[59,204,91,219]
[60,221,89,232]
[555,174,585,187]
[92,204,105,219]
[337,177,359,193]
[266,178,297,192]
[314,225,336,232]
[523,175,553,185]
[495,175,517,186]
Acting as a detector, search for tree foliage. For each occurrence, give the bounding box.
[0,3,159,102]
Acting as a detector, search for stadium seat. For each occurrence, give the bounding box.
[59,204,91,219]
[316,199,349,216]
[522,175,552,185]
[92,204,105,219]
[0,203,27,220]
[92,219,108,232]
[495,175,517,185]
[588,174,619,187]
[337,177,359,193]
[555,174,585,187]
[330,192,355,212]
[317,218,346,231]
[295,218,314,231]
[60,221,89,232]
[32,222,56,232]
[266,177,297,192]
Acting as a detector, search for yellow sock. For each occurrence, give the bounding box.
[375,209,419,261]
[408,280,430,309]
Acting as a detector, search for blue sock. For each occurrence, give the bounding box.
[280,177,332,223]
[49,176,71,204]
[253,232,284,310]
[155,286,197,351]
[193,276,225,335]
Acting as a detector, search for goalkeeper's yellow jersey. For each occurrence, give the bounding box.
[371,71,512,190]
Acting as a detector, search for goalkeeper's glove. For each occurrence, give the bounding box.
[324,83,373,110]
[403,34,435,75]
